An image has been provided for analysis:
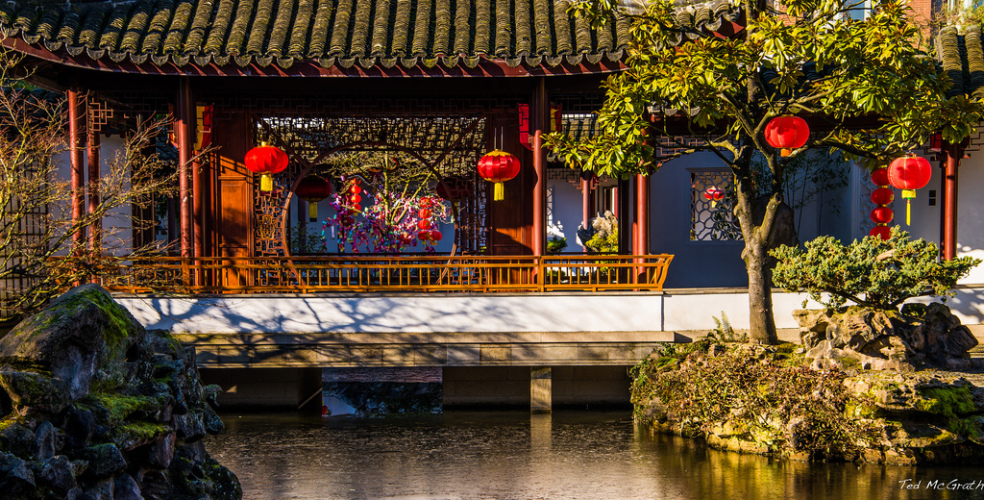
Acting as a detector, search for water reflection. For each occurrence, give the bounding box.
[205,411,984,500]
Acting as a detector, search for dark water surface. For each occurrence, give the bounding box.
[205,410,984,500]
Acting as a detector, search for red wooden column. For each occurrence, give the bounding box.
[87,115,101,254]
[581,174,592,252]
[175,78,195,260]
[68,90,85,253]
[531,78,548,257]
[634,173,651,282]
[942,141,961,260]
[193,148,204,259]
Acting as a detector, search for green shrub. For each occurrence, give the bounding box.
[631,343,879,458]
[770,228,979,309]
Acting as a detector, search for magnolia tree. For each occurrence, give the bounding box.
[548,0,984,343]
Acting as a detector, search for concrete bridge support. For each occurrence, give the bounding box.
[531,367,552,412]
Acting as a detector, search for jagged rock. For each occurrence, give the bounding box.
[113,474,143,500]
[74,443,126,479]
[34,421,55,461]
[794,305,981,372]
[0,285,240,500]
[40,456,77,495]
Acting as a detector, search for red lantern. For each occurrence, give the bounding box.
[478,150,521,201]
[418,219,432,230]
[419,198,433,209]
[764,116,809,157]
[870,188,894,206]
[349,194,362,204]
[870,206,894,224]
[245,145,289,193]
[418,208,432,219]
[869,225,892,241]
[432,231,443,242]
[888,155,932,225]
[296,176,333,221]
[871,168,890,186]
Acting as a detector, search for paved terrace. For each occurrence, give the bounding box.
[115,285,984,370]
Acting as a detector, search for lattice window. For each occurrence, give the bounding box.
[690,170,742,241]
[0,167,49,321]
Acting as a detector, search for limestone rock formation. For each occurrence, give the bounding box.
[0,284,240,500]
[793,303,981,372]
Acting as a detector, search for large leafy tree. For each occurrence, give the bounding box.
[548,0,984,343]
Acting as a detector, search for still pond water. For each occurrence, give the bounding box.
[205,410,984,500]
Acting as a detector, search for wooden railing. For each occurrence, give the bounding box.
[95,254,673,294]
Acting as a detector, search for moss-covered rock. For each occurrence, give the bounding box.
[0,285,241,499]
[633,340,984,464]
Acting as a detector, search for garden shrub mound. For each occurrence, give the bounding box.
[633,340,984,464]
[0,284,241,500]
[795,303,981,372]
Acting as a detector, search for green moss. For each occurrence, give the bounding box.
[117,420,167,441]
[0,356,51,375]
[916,386,976,418]
[78,393,163,424]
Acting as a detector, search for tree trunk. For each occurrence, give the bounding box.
[736,192,798,345]
[743,232,779,344]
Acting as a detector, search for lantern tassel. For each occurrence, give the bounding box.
[902,189,916,226]
[308,202,318,222]
[260,174,273,192]
[494,182,505,201]
[781,148,791,157]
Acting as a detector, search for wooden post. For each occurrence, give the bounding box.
[68,90,85,253]
[634,173,650,282]
[942,141,960,260]
[581,175,591,252]
[87,119,101,254]
[176,78,195,260]
[531,78,548,257]
[193,157,204,259]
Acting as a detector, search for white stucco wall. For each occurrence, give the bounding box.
[52,135,132,256]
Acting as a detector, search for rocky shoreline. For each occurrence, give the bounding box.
[0,285,240,500]
[634,337,984,465]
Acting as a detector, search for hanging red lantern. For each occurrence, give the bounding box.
[418,208,432,219]
[432,231,443,242]
[764,116,809,157]
[870,188,894,206]
[888,155,932,225]
[418,219,432,230]
[245,145,289,193]
[869,225,892,240]
[296,176,333,221]
[868,167,893,240]
[349,194,362,204]
[870,167,890,186]
[478,150,521,201]
[870,206,894,224]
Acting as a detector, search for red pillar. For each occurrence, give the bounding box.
[942,141,960,260]
[176,78,195,259]
[193,157,204,258]
[531,78,548,257]
[581,175,592,252]
[68,90,85,253]
[634,173,650,256]
[87,121,101,254]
